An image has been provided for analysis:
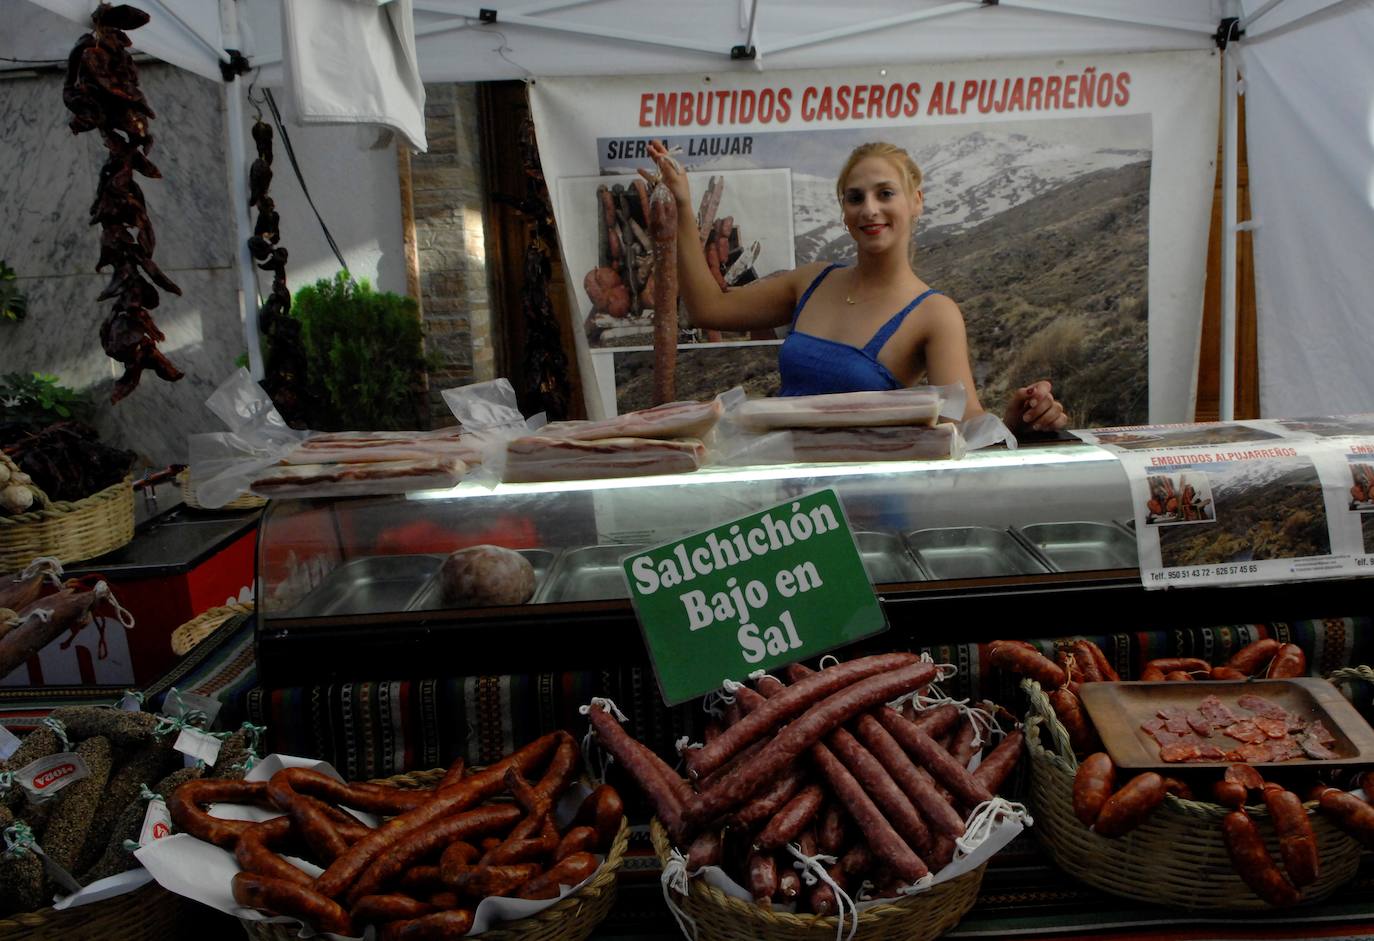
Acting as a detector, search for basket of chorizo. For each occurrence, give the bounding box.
[988,637,1374,911]
[585,652,1032,941]
[138,732,629,940]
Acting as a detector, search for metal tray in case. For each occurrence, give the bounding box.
[289,555,442,617]
[409,549,558,609]
[539,545,645,603]
[904,527,1049,580]
[854,531,926,584]
[1015,521,1138,572]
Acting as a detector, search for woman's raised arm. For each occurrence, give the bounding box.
[641,141,806,332]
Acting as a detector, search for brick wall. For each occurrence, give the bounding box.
[412,83,494,425]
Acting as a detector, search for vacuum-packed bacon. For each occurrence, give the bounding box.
[540,399,724,442]
[736,388,946,431]
[503,435,705,483]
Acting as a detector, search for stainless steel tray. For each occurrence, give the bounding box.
[539,545,646,603]
[854,531,926,584]
[409,548,559,609]
[289,555,442,617]
[1015,521,1139,572]
[904,527,1049,580]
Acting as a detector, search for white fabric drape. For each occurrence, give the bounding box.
[281,0,427,151]
[1239,0,1374,415]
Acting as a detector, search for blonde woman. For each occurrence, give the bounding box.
[642,140,1068,434]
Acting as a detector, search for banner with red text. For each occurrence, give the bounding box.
[530,51,1218,421]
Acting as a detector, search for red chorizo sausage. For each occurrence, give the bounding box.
[443,862,542,897]
[396,865,443,893]
[390,909,475,940]
[1079,639,1120,682]
[817,802,847,855]
[1072,753,1116,826]
[746,850,778,905]
[351,893,434,926]
[1056,648,1082,696]
[232,870,352,935]
[971,730,1025,797]
[554,826,599,861]
[345,802,523,905]
[649,182,677,403]
[1208,666,1249,680]
[515,851,600,900]
[437,758,465,790]
[682,661,938,831]
[856,712,964,841]
[1070,642,1104,683]
[169,779,271,848]
[266,772,351,862]
[571,783,624,851]
[1161,776,1194,800]
[685,653,920,781]
[685,828,723,870]
[585,704,687,839]
[1093,772,1166,837]
[1048,688,1100,754]
[988,643,1066,688]
[1221,809,1302,907]
[1263,785,1319,887]
[320,731,563,899]
[729,766,808,831]
[1213,780,1249,809]
[1225,763,1266,792]
[1139,666,1166,682]
[871,708,992,809]
[824,726,931,858]
[1317,788,1374,848]
[1143,657,1210,675]
[810,740,928,884]
[234,817,313,886]
[910,703,961,739]
[1266,644,1306,678]
[1226,638,1280,674]
[756,783,826,852]
[533,734,580,800]
[1164,671,1195,682]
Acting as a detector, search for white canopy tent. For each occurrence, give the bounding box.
[6,0,1372,418]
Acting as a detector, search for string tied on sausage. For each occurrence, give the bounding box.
[580,698,628,783]
[887,652,958,714]
[955,796,1031,858]
[895,872,935,895]
[701,688,733,716]
[3,821,36,859]
[674,735,702,755]
[94,579,137,630]
[20,556,65,586]
[748,669,785,693]
[786,842,856,941]
[659,847,701,941]
[720,678,746,696]
[40,715,72,752]
[818,654,840,670]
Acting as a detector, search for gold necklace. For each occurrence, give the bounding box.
[845,271,861,305]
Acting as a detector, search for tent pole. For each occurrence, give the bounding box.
[1220,45,1239,421]
[220,0,263,381]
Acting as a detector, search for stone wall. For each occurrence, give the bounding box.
[413,83,495,425]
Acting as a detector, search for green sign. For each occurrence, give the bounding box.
[623,488,887,705]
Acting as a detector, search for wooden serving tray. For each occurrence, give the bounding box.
[1078,678,1374,770]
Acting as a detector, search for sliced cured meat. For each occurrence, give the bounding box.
[735,388,946,431]
[251,457,467,497]
[1161,741,1204,762]
[1236,695,1288,720]
[1198,695,1240,728]
[1223,721,1268,745]
[1198,744,1228,761]
[540,399,724,442]
[1236,741,1280,762]
[1299,736,1337,760]
[503,435,706,483]
[785,423,963,463]
[1254,716,1289,740]
[1186,710,1213,737]
[1164,714,1192,736]
[1156,707,1188,721]
[1306,720,1336,746]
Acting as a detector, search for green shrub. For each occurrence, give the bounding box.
[290,273,428,431]
[0,260,27,322]
[0,372,91,431]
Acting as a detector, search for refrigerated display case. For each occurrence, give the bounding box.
[252,442,1372,685]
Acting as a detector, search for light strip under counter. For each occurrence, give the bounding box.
[404,443,1125,502]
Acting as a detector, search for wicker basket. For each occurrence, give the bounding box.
[1023,678,1363,911]
[650,819,985,941]
[170,601,254,655]
[242,767,629,941]
[0,878,189,940]
[178,471,266,512]
[0,476,134,570]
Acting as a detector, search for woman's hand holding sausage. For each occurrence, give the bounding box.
[638,140,692,209]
